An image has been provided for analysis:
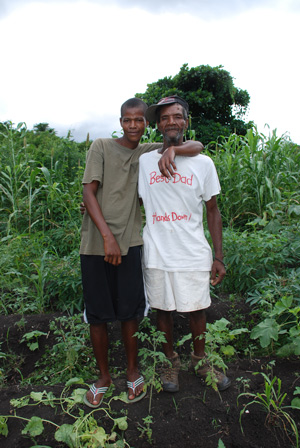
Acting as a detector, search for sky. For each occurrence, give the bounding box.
[0,0,299,144]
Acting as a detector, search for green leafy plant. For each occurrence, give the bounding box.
[135,317,168,442]
[238,372,300,447]
[21,330,47,351]
[0,378,131,447]
[33,315,94,385]
[178,318,248,392]
[235,376,251,394]
[250,295,300,356]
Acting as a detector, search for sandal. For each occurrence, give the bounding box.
[83,384,110,408]
[126,376,146,403]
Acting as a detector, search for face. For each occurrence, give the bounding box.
[120,106,147,146]
[157,103,188,145]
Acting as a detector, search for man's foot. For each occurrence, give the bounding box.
[191,352,231,391]
[126,371,146,403]
[160,352,181,393]
[84,378,112,408]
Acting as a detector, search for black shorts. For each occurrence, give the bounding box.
[80,246,145,324]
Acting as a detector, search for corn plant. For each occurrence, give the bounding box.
[212,127,300,229]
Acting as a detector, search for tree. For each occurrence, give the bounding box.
[33,123,55,134]
[136,64,252,145]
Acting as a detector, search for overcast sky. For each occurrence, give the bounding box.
[0,0,299,143]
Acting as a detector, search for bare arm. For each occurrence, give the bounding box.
[83,181,122,266]
[158,140,204,179]
[205,196,226,286]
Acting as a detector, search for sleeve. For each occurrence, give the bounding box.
[138,157,143,199]
[203,158,221,202]
[138,154,147,199]
[82,139,104,185]
[140,142,162,155]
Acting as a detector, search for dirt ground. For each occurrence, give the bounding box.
[0,298,300,448]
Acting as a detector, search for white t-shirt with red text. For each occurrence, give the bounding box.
[138,151,221,271]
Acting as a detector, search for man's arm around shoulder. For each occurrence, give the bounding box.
[158,140,204,179]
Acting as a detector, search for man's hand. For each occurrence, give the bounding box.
[158,146,177,179]
[210,259,226,286]
[103,234,122,266]
[80,202,86,215]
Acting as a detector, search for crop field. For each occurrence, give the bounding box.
[0,121,299,447]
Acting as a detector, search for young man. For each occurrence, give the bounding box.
[138,95,231,392]
[80,97,203,407]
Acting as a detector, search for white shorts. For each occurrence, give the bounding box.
[143,269,211,313]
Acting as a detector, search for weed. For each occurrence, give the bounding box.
[211,417,221,430]
[137,415,153,444]
[0,378,132,447]
[134,317,167,441]
[235,377,251,394]
[21,330,48,351]
[172,397,179,414]
[29,315,94,385]
[136,317,167,413]
[238,372,300,447]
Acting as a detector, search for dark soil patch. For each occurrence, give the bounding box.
[0,298,299,448]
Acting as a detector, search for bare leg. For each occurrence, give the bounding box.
[189,309,206,357]
[121,319,144,400]
[86,323,112,405]
[156,309,175,358]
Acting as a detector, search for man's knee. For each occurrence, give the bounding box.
[190,309,206,322]
[156,309,172,323]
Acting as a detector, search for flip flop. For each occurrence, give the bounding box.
[126,376,146,404]
[83,384,110,408]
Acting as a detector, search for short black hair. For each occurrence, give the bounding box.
[120,98,148,118]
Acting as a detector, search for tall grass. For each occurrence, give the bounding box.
[211,127,300,229]
[0,121,299,323]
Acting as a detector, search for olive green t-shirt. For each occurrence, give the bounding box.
[80,138,162,256]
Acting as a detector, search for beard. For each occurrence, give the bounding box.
[164,129,183,146]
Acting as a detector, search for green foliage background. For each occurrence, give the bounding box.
[0,119,299,356]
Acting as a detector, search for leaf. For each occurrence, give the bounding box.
[10,397,30,408]
[115,417,128,431]
[70,388,86,404]
[30,391,46,402]
[250,318,279,348]
[29,446,52,448]
[113,391,128,403]
[0,417,8,437]
[288,204,300,216]
[221,345,235,356]
[291,397,300,409]
[29,342,39,351]
[40,166,51,184]
[65,377,84,387]
[91,426,108,444]
[231,328,249,336]
[218,440,226,448]
[55,424,74,444]
[293,387,300,396]
[22,417,44,437]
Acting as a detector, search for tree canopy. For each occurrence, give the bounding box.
[136,64,252,145]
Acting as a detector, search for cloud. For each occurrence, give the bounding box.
[2,0,297,20]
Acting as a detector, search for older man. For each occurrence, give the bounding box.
[138,95,231,392]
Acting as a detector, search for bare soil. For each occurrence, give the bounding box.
[0,298,299,448]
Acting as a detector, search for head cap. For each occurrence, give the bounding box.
[145,95,189,123]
